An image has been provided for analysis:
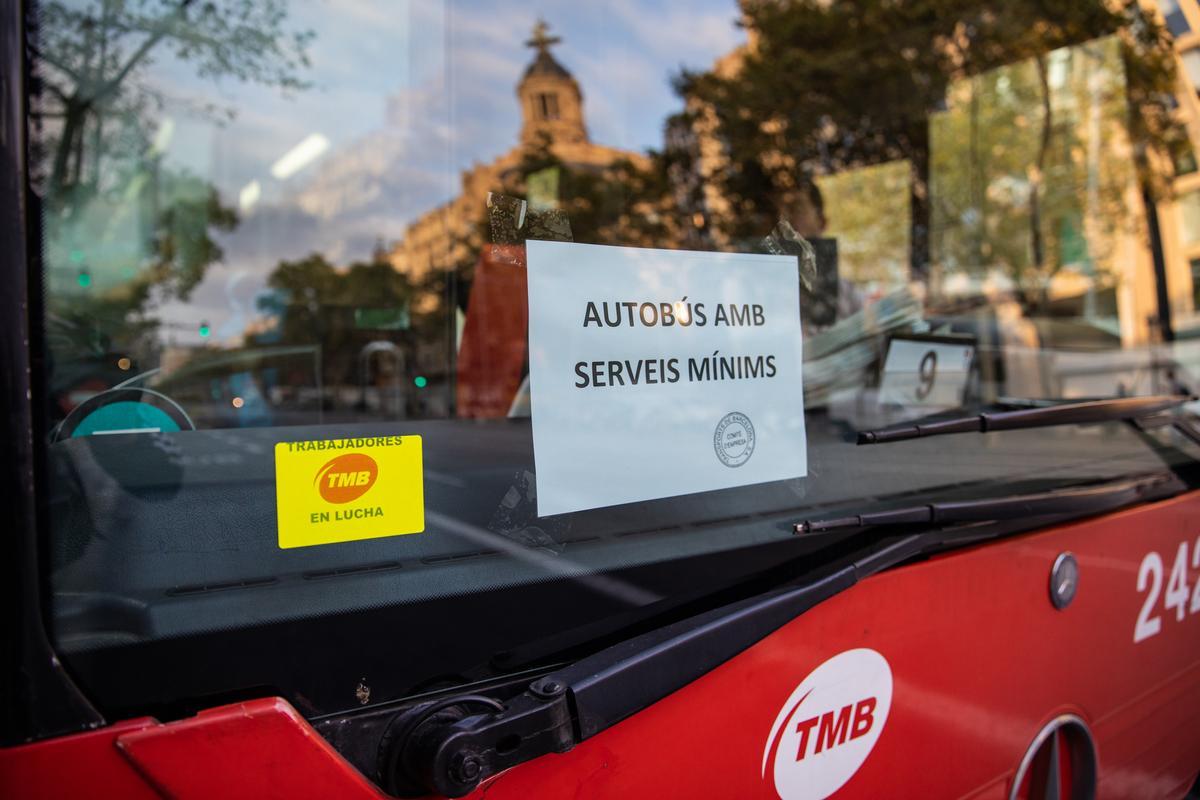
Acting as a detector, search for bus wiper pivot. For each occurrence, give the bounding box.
[383,564,857,797]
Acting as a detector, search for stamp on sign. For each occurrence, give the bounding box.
[714,411,756,468]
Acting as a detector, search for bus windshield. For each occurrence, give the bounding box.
[29,0,1200,717]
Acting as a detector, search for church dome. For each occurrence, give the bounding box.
[522,49,572,81]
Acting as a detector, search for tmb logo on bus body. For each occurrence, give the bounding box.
[315,452,378,503]
[762,649,892,800]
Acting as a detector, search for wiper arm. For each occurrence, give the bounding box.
[795,473,1172,533]
[857,394,1189,445]
[349,471,1185,797]
[381,562,859,797]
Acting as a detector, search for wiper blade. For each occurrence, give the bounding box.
[857,394,1189,445]
[366,468,1188,797]
[795,473,1173,533]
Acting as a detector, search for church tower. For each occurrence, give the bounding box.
[517,20,588,145]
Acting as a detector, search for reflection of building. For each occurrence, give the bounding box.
[674,13,1200,347]
[665,45,750,252]
[1152,0,1200,335]
[929,36,1156,347]
[386,21,646,288]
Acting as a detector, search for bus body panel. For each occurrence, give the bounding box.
[3,491,1199,799]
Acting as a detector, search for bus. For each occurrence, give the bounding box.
[3,1,1200,798]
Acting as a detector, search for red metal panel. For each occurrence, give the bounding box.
[476,491,1200,799]
[0,718,159,800]
[115,698,387,800]
[4,492,1200,799]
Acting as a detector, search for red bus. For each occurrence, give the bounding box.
[4,1,1200,798]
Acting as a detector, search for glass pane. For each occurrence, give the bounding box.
[1184,48,1200,89]
[1171,131,1198,175]
[1191,257,1200,308]
[1180,191,1200,246]
[28,0,1200,716]
[1157,0,1193,37]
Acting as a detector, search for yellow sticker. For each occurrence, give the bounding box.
[274,435,424,549]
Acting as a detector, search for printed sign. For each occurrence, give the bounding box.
[274,436,424,548]
[878,336,974,409]
[762,649,893,800]
[526,240,807,516]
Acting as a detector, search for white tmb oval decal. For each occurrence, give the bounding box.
[761,648,893,800]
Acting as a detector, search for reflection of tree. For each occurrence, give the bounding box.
[389,134,682,412]
[462,132,677,271]
[815,160,911,292]
[676,0,1179,283]
[502,134,676,249]
[933,22,1180,322]
[256,254,413,393]
[35,0,312,370]
[420,132,678,323]
[35,0,312,205]
[49,171,237,356]
[929,38,1139,302]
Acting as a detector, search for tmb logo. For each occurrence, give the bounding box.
[761,649,892,800]
[315,453,378,503]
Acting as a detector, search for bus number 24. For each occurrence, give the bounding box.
[1134,539,1200,643]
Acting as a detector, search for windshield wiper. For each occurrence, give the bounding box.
[343,467,1186,797]
[795,473,1173,533]
[857,394,1189,445]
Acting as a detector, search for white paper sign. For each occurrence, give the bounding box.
[526,240,807,516]
[878,338,974,409]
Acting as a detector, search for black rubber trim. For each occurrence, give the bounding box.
[0,0,104,743]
